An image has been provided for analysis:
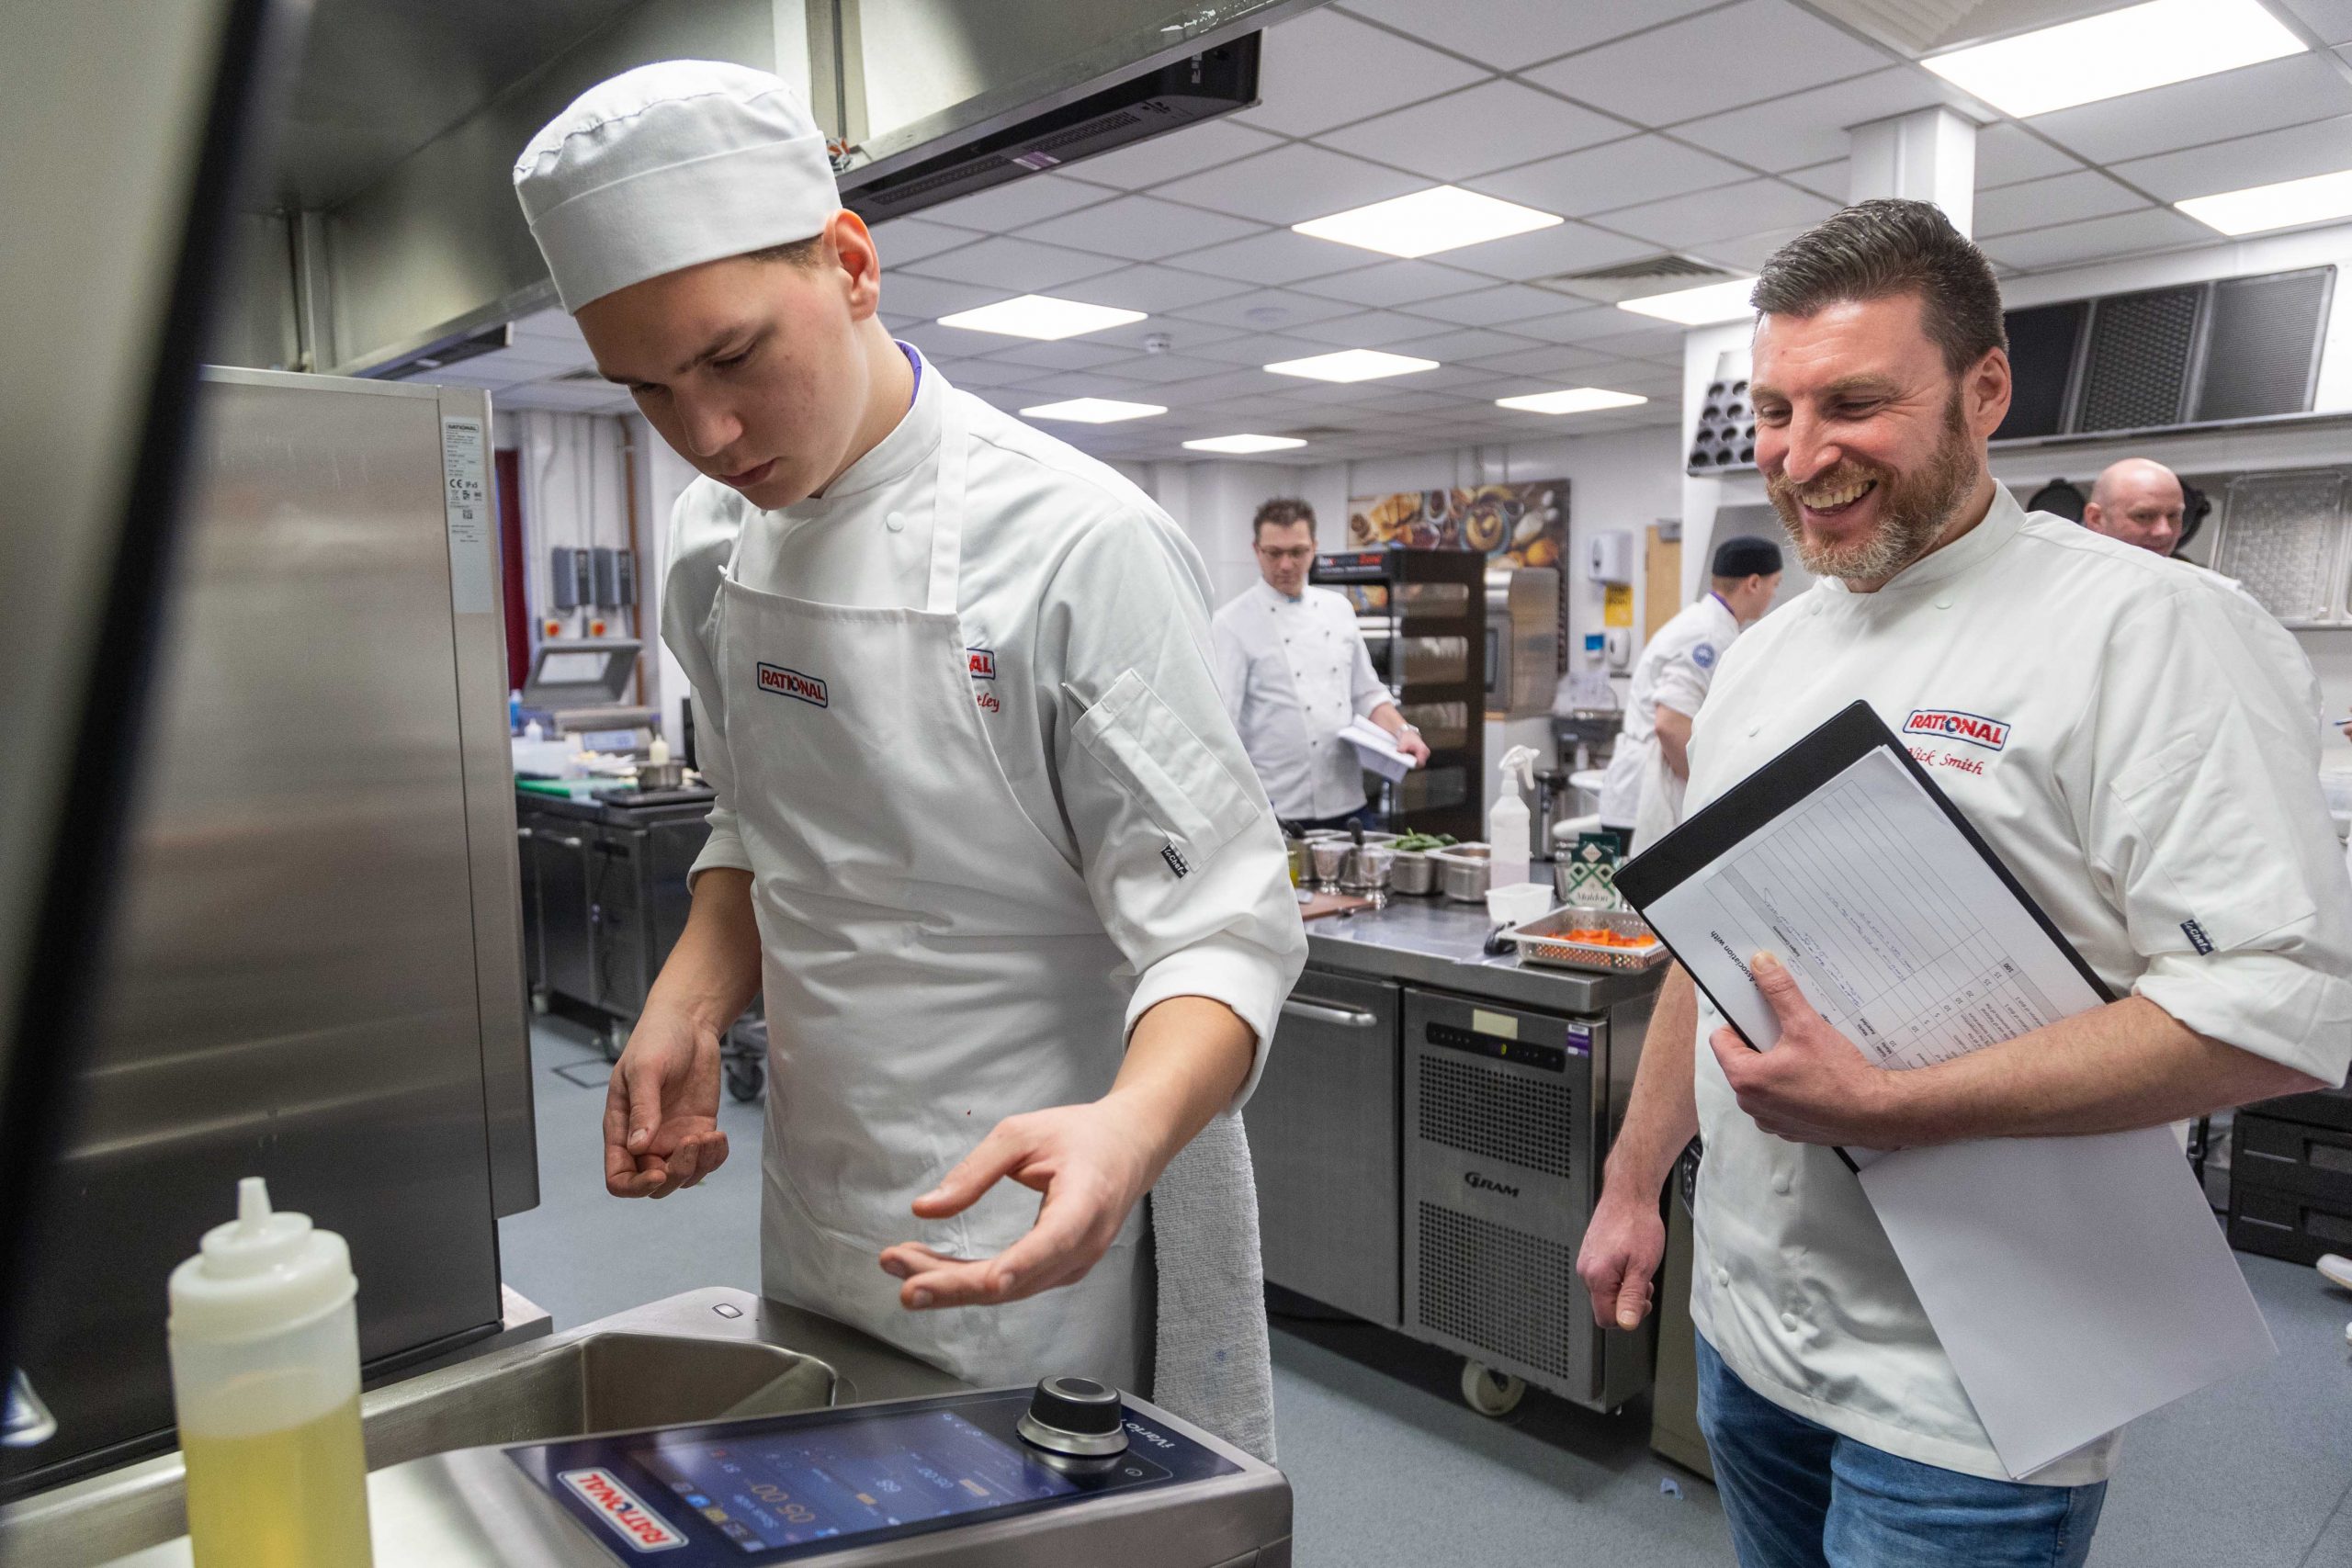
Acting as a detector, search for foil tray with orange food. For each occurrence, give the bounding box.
[1500,905,1669,974]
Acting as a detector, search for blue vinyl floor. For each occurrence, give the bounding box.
[501,1019,2352,1568]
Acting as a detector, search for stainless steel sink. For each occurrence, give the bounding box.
[2,1287,964,1568]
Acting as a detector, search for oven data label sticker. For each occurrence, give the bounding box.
[560,1468,688,1551]
[440,415,494,615]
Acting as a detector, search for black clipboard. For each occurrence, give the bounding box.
[1613,701,2117,1170]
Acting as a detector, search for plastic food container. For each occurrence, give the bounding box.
[1501,907,1668,973]
[1431,843,1491,903]
[1485,882,1552,930]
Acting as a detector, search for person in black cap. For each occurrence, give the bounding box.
[1595,534,1783,852]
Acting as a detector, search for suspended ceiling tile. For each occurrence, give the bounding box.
[870,216,989,267]
[1597,180,1837,249]
[1524,0,1890,127]
[1055,118,1288,192]
[1280,310,1470,347]
[1184,331,1346,365]
[1079,313,1246,354]
[1690,222,1818,273]
[1467,135,1751,220]
[1286,259,1498,308]
[871,274,1016,324]
[1973,170,2150,238]
[897,236,1127,292]
[1460,342,1622,378]
[1434,219,1655,282]
[1154,142,1430,225]
[2026,54,2352,166]
[1149,367,1293,404]
[1783,161,1848,201]
[920,355,1036,388]
[1229,7,1490,138]
[1167,228,1383,287]
[1572,322,1690,361]
[2278,0,2352,44]
[1335,0,1725,72]
[1978,206,2213,271]
[1165,286,1367,331]
[1069,265,1259,314]
[1972,122,2086,189]
[1081,353,1236,386]
[1014,196,1265,264]
[913,173,1117,232]
[1311,79,1631,182]
[1385,324,1549,362]
[1401,283,1575,327]
[984,339,1142,372]
[1675,68,1984,174]
[1493,303,1631,344]
[2112,113,2352,201]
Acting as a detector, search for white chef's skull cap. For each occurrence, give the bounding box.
[514,60,840,313]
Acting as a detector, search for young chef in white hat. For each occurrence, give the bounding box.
[513,61,1305,1458]
[1578,201,2352,1565]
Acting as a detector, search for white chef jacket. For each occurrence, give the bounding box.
[1683,483,2352,1485]
[1597,592,1741,830]
[662,348,1306,1074]
[1211,580,1392,822]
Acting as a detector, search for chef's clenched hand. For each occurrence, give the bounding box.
[605,1005,730,1199]
[1709,952,1899,1147]
[879,995,1255,1311]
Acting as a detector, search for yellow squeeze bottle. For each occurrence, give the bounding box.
[168,1178,373,1568]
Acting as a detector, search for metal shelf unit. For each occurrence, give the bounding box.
[1314,547,1488,841]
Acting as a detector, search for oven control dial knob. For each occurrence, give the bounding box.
[1016,1375,1128,1457]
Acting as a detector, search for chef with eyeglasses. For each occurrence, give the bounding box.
[512,61,1305,1459]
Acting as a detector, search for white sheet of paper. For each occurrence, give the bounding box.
[1645,747,2275,1477]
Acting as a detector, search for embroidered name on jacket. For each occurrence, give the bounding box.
[1903,708,2009,751]
[755,663,828,708]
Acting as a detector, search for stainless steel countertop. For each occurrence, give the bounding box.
[1304,894,1666,1015]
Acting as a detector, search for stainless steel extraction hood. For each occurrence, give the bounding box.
[217,0,1322,380]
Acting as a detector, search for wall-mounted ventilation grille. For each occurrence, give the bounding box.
[2077,287,2200,433]
[1416,1202,1578,1379]
[2197,269,2333,423]
[1541,254,1735,304]
[1418,1054,1574,1179]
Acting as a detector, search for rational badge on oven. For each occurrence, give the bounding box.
[560,1468,688,1552]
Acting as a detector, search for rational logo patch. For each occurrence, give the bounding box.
[967,647,996,680]
[755,662,828,708]
[560,1468,687,1552]
[1903,708,2009,751]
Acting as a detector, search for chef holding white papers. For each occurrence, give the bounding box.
[1214,498,1429,829]
[1577,201,2352,1568]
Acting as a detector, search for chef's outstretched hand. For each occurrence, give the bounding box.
[879,1100,1157,1311]
[1709,952,1899,1146]
[605,1006,729,1199]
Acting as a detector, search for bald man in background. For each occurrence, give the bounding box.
[2083,457,2188,555]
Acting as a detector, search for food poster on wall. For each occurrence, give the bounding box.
[1348,482,1566,568]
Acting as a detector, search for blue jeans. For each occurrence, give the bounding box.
[1694,1334,2108,1568]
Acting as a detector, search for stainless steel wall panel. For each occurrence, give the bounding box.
[4,371,515,1493]
[1250,972,1401,1327]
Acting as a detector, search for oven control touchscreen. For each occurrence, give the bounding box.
[508,1389,1238,1564]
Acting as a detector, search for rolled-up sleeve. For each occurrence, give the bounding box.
[659,481,753,886]
[1042,513,1307,1108]
[2080,587,2352,1084]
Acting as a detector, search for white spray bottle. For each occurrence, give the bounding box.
[1489,745,1540,888]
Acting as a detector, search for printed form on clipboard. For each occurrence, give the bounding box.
[1617,702,2275,1482]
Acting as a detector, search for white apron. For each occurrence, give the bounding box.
[714,393,1144,1387]
[708,393,1277,1460]
[1629,739,1685,855]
